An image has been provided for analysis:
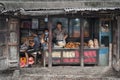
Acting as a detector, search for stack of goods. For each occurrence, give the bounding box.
[93,39,99,48]
[28,57,34,65]
[20,57,27,68]
[88,39,99,48]
[64,42,80,48]
[88,40,94,48]
[20,57,34,68]
[21,36,34,44]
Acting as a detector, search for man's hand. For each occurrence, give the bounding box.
[64,35,68,40]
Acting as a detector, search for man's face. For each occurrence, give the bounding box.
[45,30,48,33]
[57,24,62,30]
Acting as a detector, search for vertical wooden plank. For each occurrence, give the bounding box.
[48,20,52,68]
[43,50,46,67]
[80,18,84,67]
[109,43,112,67]
[109,19,115,67]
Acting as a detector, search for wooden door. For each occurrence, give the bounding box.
[7,18,19,69]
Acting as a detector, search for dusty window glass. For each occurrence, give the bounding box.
[83,20,89,38]
[10,32,17,43]
[9,46,17,60]
[69,18,80,38]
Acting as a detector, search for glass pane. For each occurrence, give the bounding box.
[0,18,6,30]
[9,46,17,60]
[10,32,17,43]
[83,20,89,37]
[51,18,68,32]
[39,18,47,29]
[101,36,109,47]
[69,18,80,37]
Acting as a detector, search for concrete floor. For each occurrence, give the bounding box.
[0,66,120,80]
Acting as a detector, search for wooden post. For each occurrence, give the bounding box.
[43,50,46,67]
[117,16,120,69]
[112,16,120,71]
[109,43,112,67]
[48,21,52,68]
[117,17,120,62]
[80,18,84,67]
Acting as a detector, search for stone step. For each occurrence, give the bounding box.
[19,74,120,80]
[18,66,120,80]
[20,66,110,76]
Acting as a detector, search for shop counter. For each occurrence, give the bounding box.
[44,47,99,65]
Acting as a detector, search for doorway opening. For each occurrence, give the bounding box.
[19,18,48,68]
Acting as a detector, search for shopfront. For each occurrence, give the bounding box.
[0,8,120,71]
[16,8,119,68]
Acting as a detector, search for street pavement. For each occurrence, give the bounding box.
[0,66,120,80]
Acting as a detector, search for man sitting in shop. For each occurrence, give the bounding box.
[53,22,68,46]
[31,32,41,64]
[32,32,40,50]
[20,38,34,67]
